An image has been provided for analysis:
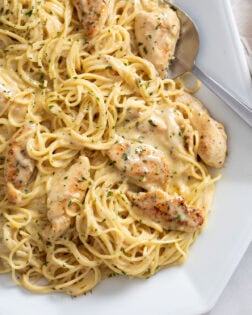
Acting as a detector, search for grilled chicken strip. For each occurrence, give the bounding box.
[106,136,169,190]
[175,92,227,168]
[127,190,204,232]
[4,123,36,203]
[45,156,90,240]
[135,6,180,78]
[73,0,111,38]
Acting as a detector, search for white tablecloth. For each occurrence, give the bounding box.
[208,1,252,314]
[208,244,252,314]
[231,0,252,73]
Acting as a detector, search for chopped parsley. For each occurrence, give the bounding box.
[122,153,128,161]
[175,215,181,221]
[135,147,143,155]
[25,9,33,16]
[78,176,86,182]
[148,119,157,127]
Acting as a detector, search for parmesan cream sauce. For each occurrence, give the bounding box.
[117,106,192,195]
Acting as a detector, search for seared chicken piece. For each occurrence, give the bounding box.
[73,0,110,38]
[135,7,180,78]
[4,123,36,203]
[127,190,204,232]
[45,156,90,240]
[106,136,169,190]
[175,93,227,168]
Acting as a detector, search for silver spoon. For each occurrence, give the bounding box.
[166,2,252,127]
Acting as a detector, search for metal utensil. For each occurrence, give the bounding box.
[166,2,252,127]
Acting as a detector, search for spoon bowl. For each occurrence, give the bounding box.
[167,3,200,79]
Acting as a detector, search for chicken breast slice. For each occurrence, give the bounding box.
[106,136,169,190]
[175,92,227,168]
[45,156,90,240]
[73,0,111,38]
[4,123,36,204]
[127,190,204,232]
[135,7,180,78]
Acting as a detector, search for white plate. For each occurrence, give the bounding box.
[0,1,252,315]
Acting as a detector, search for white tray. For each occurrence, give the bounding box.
[0,1,251,315]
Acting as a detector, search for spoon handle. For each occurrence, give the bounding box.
[193,65,252,127]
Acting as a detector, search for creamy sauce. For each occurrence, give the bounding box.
[117,106,189,195]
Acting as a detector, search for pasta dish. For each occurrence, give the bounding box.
[0,0,227,296]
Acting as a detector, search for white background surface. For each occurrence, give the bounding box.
[207,245,252,315]
[208,1,252,313]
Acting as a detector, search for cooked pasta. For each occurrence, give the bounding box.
[0,0,226,296]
